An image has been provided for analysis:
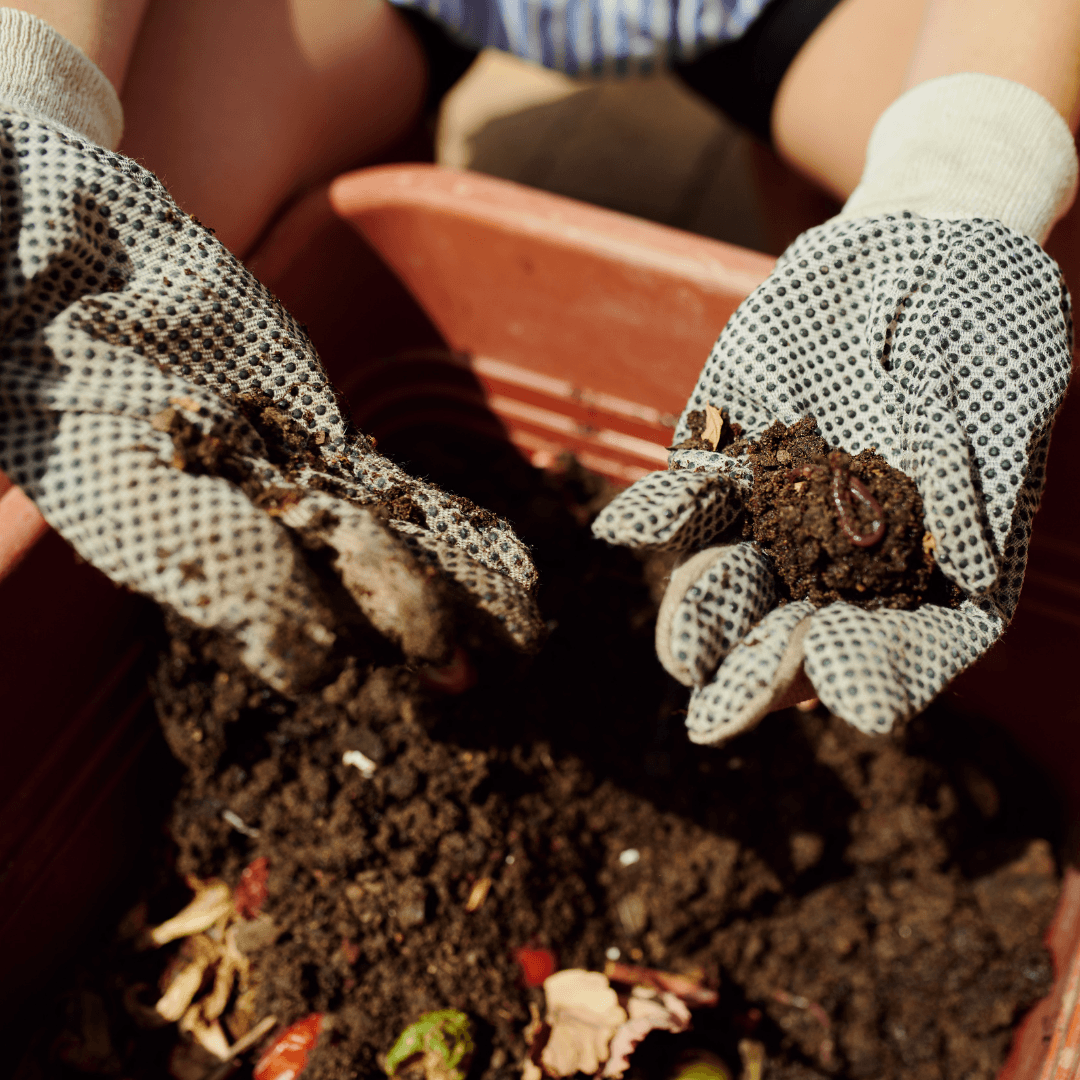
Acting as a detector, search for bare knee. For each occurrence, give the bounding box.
[120,0,426,256]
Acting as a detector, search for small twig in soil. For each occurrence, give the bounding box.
[465,877,492,912]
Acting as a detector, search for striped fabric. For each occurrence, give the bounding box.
[389,0,773,75]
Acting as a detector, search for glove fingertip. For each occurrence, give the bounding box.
[592,469,743,553]
[686,610,812,745]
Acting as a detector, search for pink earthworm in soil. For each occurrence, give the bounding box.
[787,456,886,547]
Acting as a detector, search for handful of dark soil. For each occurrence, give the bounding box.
[681,412,938,611]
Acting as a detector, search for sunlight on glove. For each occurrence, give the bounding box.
[0,20,543,693]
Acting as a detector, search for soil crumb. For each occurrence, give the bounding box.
[20,435,1060,1080]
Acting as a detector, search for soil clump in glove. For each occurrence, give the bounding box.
[679,412,939,610]
[20,445,1063,1080]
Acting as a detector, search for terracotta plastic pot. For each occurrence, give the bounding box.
[4,164,1080,1077]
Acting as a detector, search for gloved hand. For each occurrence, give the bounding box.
[595,74,1077,741]
[0,11,542,693]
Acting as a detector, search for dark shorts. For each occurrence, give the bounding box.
[394,5,485,117]
[395,0,844,145]
[673,0,843,142]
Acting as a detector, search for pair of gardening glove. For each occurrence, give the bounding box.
[596,73,1077,741]
[0,10,543,693]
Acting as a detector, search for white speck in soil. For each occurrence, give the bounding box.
[342,749,378,778]
[221,809,259,837]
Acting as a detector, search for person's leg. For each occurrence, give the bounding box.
[770,0,928,202]
[118,0,427,258]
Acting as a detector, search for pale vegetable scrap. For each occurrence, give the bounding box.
[702,404,727,451]
[131,872,279,1079]
[522,965,715,1080]
[146,879,234,947]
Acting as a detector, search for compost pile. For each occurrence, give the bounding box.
[23,430,1062,1080]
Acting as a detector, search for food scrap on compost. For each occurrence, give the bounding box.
[385,1009,475,1080]
[521,966,708,1080]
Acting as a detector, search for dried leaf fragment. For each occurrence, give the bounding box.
[147,880,234,946]
[702,404,726,451]
[536,970,627,1078]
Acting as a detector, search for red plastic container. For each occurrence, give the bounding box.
[4,164,1080,1076]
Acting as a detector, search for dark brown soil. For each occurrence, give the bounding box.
[742,418,934,611]
[21,433,1061,1080]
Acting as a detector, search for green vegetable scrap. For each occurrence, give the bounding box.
[385,1009,475,1080]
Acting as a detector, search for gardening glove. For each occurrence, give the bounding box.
[0,10,543,693]
[594,74,1076,741]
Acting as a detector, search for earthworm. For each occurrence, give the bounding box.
[787,457,886,547]
[828,453,885,546]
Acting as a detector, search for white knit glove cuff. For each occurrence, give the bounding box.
[838,73,1078,243]
[0,7,122,150]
